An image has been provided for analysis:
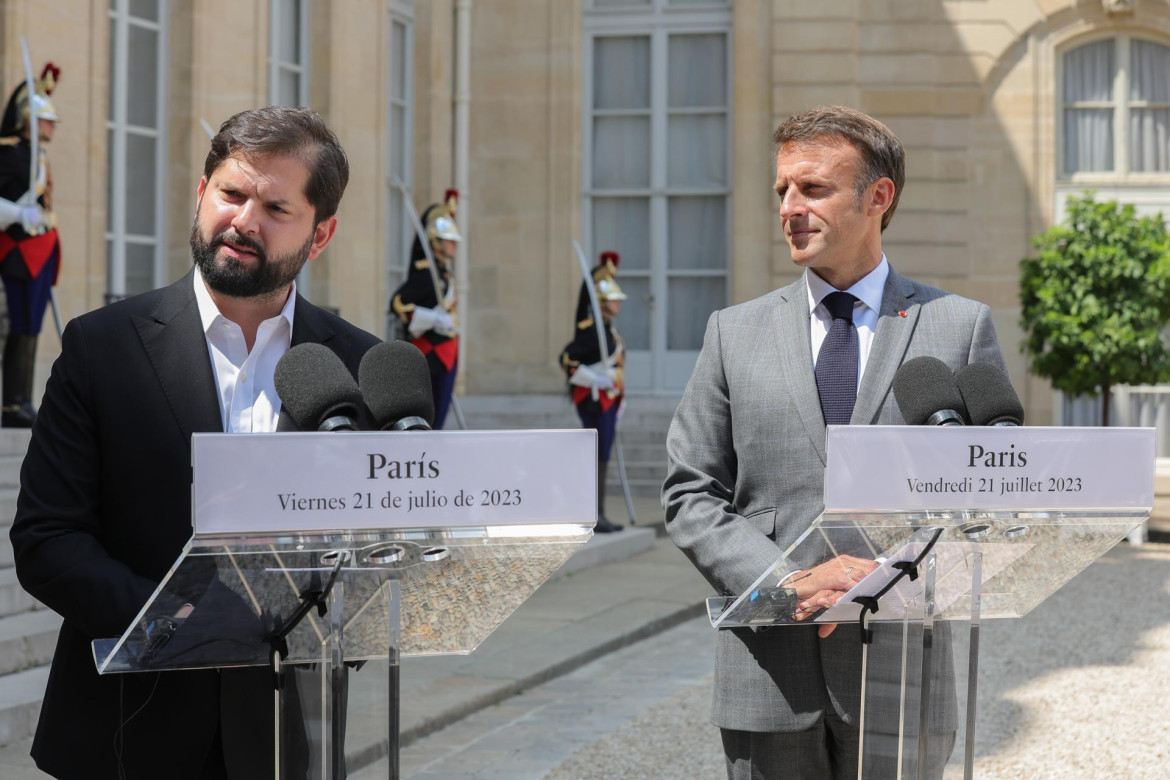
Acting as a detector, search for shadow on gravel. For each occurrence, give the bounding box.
[952,543,1170,761]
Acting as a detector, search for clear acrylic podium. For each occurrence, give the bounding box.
[91,430,597,779]
[706,426,1156,779]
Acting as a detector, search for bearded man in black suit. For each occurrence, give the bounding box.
[10,106,380,779]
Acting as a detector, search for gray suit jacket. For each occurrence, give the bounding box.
[662,267,1005,733]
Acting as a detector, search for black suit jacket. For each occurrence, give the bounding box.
[10,271,380,779]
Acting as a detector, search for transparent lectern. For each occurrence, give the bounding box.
[92,430,597,780]
[706,426,1155,779]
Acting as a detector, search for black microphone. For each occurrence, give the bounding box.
[274,343,366,431]
[358,341,436,431]
[955,363,1025,426]
[892,356,968,426]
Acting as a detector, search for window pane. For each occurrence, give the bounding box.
[668,277,724,350]
[1131,40,1170,103]
[592,198,650,271]
[615,276,649,351]
[593,36,649,110]
[669,34,726,108]
[105,129,114,233]
[129,0,159,22]
[1131,108,1170,173]
[1063,40,1113,103]
[668,115,727,187]
[388,187,406,268]
[1064,108,1114,173]
[390,105,407,176]
[125,242,156,296]
[276,0,301,63]
[124,133,156,236]
[593,0,649,7]
[668,196,725,270]
[278,68,300,107]
[108,17,117,121]
[127,25,159,127]
[593,116,650,188]
[391,20,408,101]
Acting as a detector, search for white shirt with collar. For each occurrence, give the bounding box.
[193,268,296,433]
[805,254,890,391]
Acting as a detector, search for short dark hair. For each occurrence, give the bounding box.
[772,105,905,231]
[202,106,349,224]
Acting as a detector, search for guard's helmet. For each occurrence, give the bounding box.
[595,257,626,302]
[427,188,461,243]
[2,63,61,137]
[27,92,58,124]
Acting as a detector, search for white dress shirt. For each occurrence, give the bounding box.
[193,269,296,433]
[805,255,890,391]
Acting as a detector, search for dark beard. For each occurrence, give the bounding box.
[190,217,314,299]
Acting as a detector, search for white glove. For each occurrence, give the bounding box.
[569,363,615,391]
[433,311,456,336]
[20,205,43,234]
[408,306,456,338]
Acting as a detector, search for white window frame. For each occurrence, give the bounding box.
[1058,33,1170,184]
[386,1,415,338]
[105,0,169,302]
[268,0,311,108]
[583,0,732,394]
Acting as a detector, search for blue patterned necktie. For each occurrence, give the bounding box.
[815,291,859,426]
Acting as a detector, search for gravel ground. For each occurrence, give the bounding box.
[544,542,1170,779]
[544,677,724,780]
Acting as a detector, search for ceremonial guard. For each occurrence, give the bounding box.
[0,63,60,428]
[560,251,626,533]
[391,189,460,428]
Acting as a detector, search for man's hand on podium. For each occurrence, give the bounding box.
[785,555,878,638]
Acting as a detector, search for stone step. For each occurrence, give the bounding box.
[0,459,23,490]
[604,462,665,483]
[602,477,662,497]
[608,443,667,463]
[0,665,47,748]
[0,432,30,459]
[0,611,59,676]
[0,489,17,520]
[0,571,40,621]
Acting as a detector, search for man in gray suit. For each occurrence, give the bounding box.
[662,105,1007,778]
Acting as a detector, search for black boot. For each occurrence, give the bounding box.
[595,459,623,533]
[2,334,38,428]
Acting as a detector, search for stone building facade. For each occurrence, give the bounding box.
[2,0,1169,426]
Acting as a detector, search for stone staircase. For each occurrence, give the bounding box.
[454,393,680,497]
[0,395,682,750]
[0,430,57,749]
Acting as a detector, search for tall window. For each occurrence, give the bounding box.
[106,0,169,301]
[268,0,310,108]
[1062,36,1170,177]
[269,0,311,297]
[1057,35,1170,428]
[584,0,731,393]
[386,1,414,337]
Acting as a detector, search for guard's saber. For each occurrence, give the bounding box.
[392,177,467,430]
[22,37,62,342]
[571,240,636,525]
[19,38,37,207]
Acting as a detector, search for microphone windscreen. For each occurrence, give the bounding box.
[955,363,1025,426]
[892,356,968,425]
[274,343,365,430]
[358,341,436,429]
